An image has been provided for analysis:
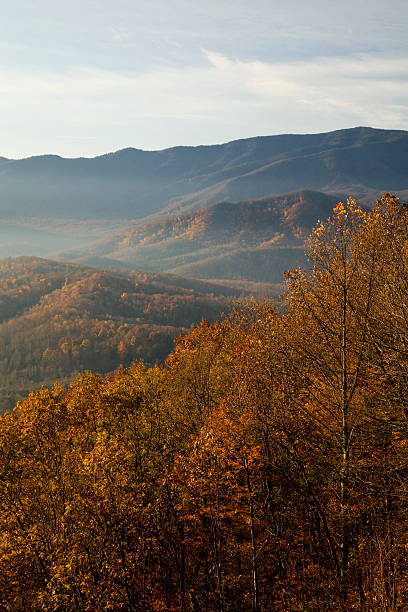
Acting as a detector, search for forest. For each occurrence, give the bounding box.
[0,193,407,610]
[0,259,234,411]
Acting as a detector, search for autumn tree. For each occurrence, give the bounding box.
[1,195,408,610]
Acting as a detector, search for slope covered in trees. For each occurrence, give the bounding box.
[0,257,236,411]
[0,194,407,609]
[0,128,407,224]
[59,190,340,282]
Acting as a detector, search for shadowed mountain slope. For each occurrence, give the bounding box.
[0,127,407,220]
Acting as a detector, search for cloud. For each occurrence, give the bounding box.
[110,27,130,43]
[0,49,407,155]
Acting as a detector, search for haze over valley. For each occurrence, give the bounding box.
[0,125,405,403]
[1,126,407,275]
[1,127,407,223]
[2,0,408,607]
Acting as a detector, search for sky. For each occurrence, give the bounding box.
[1,0,408,158]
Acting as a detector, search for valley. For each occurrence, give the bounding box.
[2,0,408,606]
[0,127,406,226]
[58,189,341,281]
[0,127,407,410]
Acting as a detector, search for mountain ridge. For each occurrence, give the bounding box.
[4,126,404,162]
[58,190,343,282]
[0,127,407,221]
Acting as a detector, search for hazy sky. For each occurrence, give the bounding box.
[1,0,408,157]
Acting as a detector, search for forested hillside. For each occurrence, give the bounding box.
[0,194,407,609]
[0,128,407,223]
[0,257,235,410]
[59,190,340,282]
[2,128,408,269]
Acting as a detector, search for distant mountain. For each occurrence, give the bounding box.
[1,127,408,222]
[59,190,342,282]
[0,257,238,411]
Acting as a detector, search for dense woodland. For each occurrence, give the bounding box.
[0,259,234,411]
[1,194,408,610]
